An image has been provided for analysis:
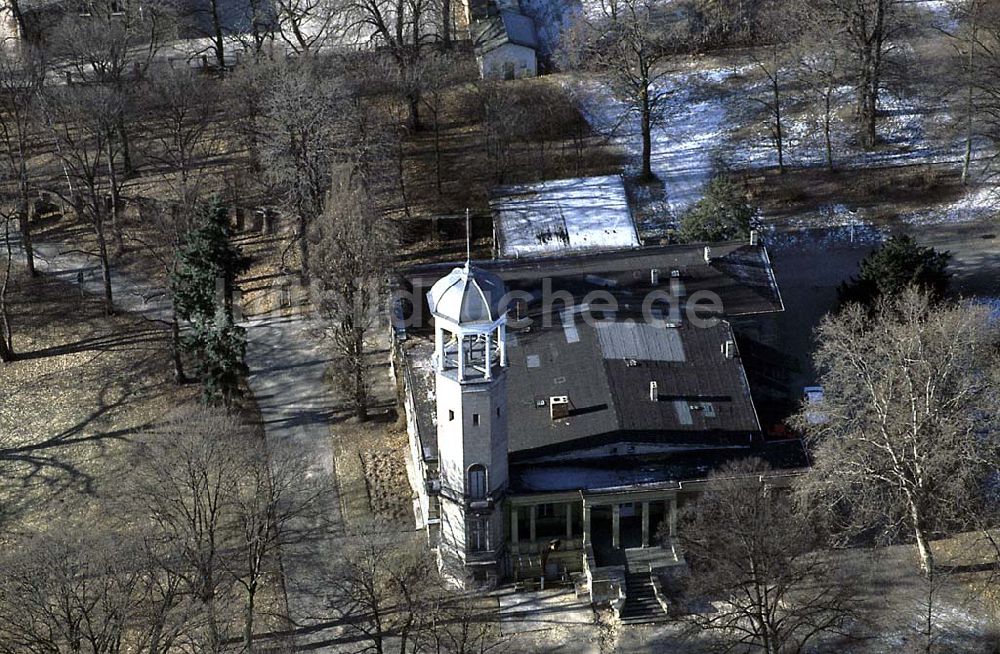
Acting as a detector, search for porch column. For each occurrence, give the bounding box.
[457,336,466,379]
[484,333,493,380]
[511,506,519,545]
[529,505,537,542]
[435,327,444,371]
[612,504,620,549]
[565,503,573,540]
[499,325,507,367]
[669,496,678,538]
[641,501,650,548]
[583,504,591,545]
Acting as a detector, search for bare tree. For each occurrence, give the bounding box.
[811,0,903,149]
[562,0,686,181]
[0,527,154,654]
[417,593,510,654]
[42,85,127,315]
[0,46,44,277]
[346,0,437,129]
[476,79,525,185]
[143,66,222,210]
[310,166,394,420]
[226,441,332,652]
[50,0,173,176]
[0,209,13,362]
[685,0,763,46]
[128,406,250,652]
[796,288,1000,578]
[942,0,1000,184]
[676,458,861,654]
[260,58,353,284]
[798,41,845,171]
[274,0,341,54]
[326,522,436,654]
[747,0,801,173]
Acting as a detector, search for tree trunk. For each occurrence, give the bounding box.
[243,582,256,653]
[961,31,976,185]
[171,310,186,384]
[772,71,784,173]
[912,504,935,578]
[433,110,442,196]
[408,91,422,132]
[209,0,227,71]
[117,116,133,177]
[824,92,834,171]
[95,218,115,315]
[19,197,36,276]
[106,139,125,257]
[298,213,310,286]
[441,0,452,48]
[8,0,28,39]
[354,331,367,421]
[640,88,652,181]
[0,216,13,363]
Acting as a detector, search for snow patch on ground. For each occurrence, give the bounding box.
[574,66,736,224]
[904,184,1000,224]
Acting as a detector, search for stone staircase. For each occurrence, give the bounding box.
[619,566,668,625]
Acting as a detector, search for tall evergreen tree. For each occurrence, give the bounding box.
[171,199,248,406]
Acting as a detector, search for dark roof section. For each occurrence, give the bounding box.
[472,8,538,55]
[504,317,760,460]
[510,440,810,493]
[404,242,784,320]
[398,241,783,464]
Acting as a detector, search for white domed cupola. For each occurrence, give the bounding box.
[427,263,508,383]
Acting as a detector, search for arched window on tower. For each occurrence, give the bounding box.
[468,464,487,499]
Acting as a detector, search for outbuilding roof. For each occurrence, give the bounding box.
[472,9,538,55]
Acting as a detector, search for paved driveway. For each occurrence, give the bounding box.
[245,311,347,650]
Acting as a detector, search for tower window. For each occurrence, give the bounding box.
[448,410,455,421]
[472,413,480,426]
[497,407,501,417]
[469,517,489,552]
[468,464,487,499]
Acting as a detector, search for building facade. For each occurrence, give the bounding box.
[397,242,807,597]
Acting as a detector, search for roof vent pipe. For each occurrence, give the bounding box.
[650,268,660,285]
[650,381,659,402]
[750,229,759,246]
[704,246,712,263]
[723,340,736,359]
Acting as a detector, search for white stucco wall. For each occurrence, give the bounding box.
[478,43,536,80]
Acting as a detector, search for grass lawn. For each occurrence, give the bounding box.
[0,271,198,527]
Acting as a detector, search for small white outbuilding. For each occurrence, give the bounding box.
[471,5,538,80]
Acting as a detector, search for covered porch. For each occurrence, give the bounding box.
[506,489,684,589]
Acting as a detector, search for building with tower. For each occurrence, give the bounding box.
[395,240,808,613]
[425,263,510,584]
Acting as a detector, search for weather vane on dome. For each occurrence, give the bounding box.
[465,208,471,268]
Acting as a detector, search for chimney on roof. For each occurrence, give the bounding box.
[704,246,712,263]
[650,268,660,285]
[750,229,759,246]
[722,340,736,359]
[649,381,659,402]
[550,396,570,420]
